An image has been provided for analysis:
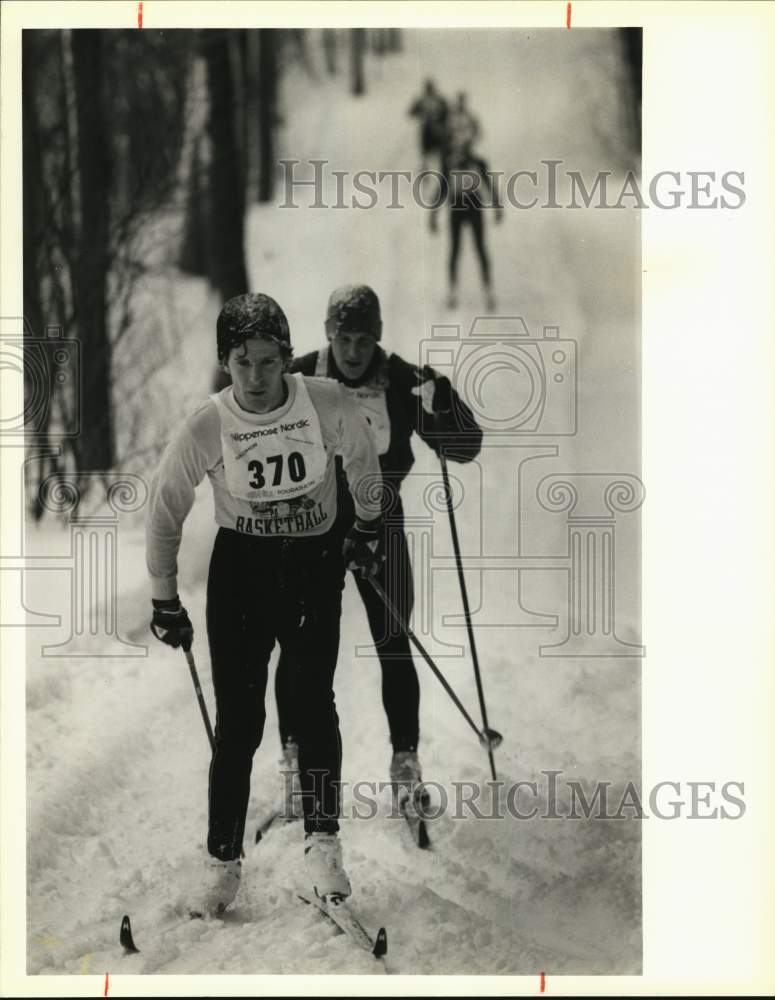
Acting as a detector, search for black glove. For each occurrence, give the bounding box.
[412,369,454,414]
[342,517,385,578]
[151,597,194,652]
[431,374,454,413]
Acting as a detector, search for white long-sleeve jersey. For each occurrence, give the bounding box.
[146,374,382,600]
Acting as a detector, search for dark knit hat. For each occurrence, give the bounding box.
[325,284,382,340]
[217,293,291,362]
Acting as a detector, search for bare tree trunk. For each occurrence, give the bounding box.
[23,34,57,517]
[619,28,642,156]
[177,53,210,274]
[179,139,209,276]
[350,28,366,96]
[322,29,337,75]
[242,30,260,200]
[289,29,314,76]
[202,30,249,301]
[71,30,114,472]
[22,36,46,354]
[257,29,277,203]
[232,31,248,190]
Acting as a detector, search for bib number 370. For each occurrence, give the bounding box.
[247,452,306,489]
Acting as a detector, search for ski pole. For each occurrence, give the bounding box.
[439,455,498,781]
[183,646,215,752]
[368,577,502,753]
[183,645,245,859]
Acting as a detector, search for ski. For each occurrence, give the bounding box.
[254,809,300,844]
[255,808,283,844]
[396,790,432,850]
[297,890,388,960]
[402,804,431,849]
[119,911,202,954]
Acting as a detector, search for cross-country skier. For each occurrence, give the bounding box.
[444,91,481,155]
[274,284,482,827]
[146,292,383,915]
[432,139,503,311]
[408,78,448,169]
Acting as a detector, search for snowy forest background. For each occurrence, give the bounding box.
[21,28,643,977]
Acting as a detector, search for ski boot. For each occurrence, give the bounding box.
[390,750,430,815]
[304,832,352,900]
[194,856,241,917]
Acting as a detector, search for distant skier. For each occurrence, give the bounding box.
[433,140,503,311]
[444,91,481,155]
[274,285,483,827]
[146,292,383,914]
[408,78,448,169]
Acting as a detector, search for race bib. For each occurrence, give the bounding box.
[315,347,391,456]
[211,374,327,503]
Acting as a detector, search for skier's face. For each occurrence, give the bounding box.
[224,338,286,413]
[328,330,377,381]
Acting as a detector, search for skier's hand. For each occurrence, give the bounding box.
[343,517,384,579]
[151,597,194,652]
[412,372,454,415]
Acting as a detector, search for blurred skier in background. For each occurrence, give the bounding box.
[274,284,483,838]
[432,136,503,311]
[408,78,449,169]
[146,292,383,914]
[445,91,481,154]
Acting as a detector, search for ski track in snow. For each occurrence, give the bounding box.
[26,31,641,977]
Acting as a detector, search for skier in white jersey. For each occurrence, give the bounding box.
[146,293,383,914]
[274,285,482,822]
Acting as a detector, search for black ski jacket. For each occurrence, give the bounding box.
[291,345,482,517]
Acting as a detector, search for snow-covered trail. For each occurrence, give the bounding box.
[26,30,641,977]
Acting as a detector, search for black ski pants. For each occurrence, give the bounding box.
[449,207,491,288]
[276,504,420,757]
[206,527,345,861]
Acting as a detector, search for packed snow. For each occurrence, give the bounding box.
[25,30,641,977]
